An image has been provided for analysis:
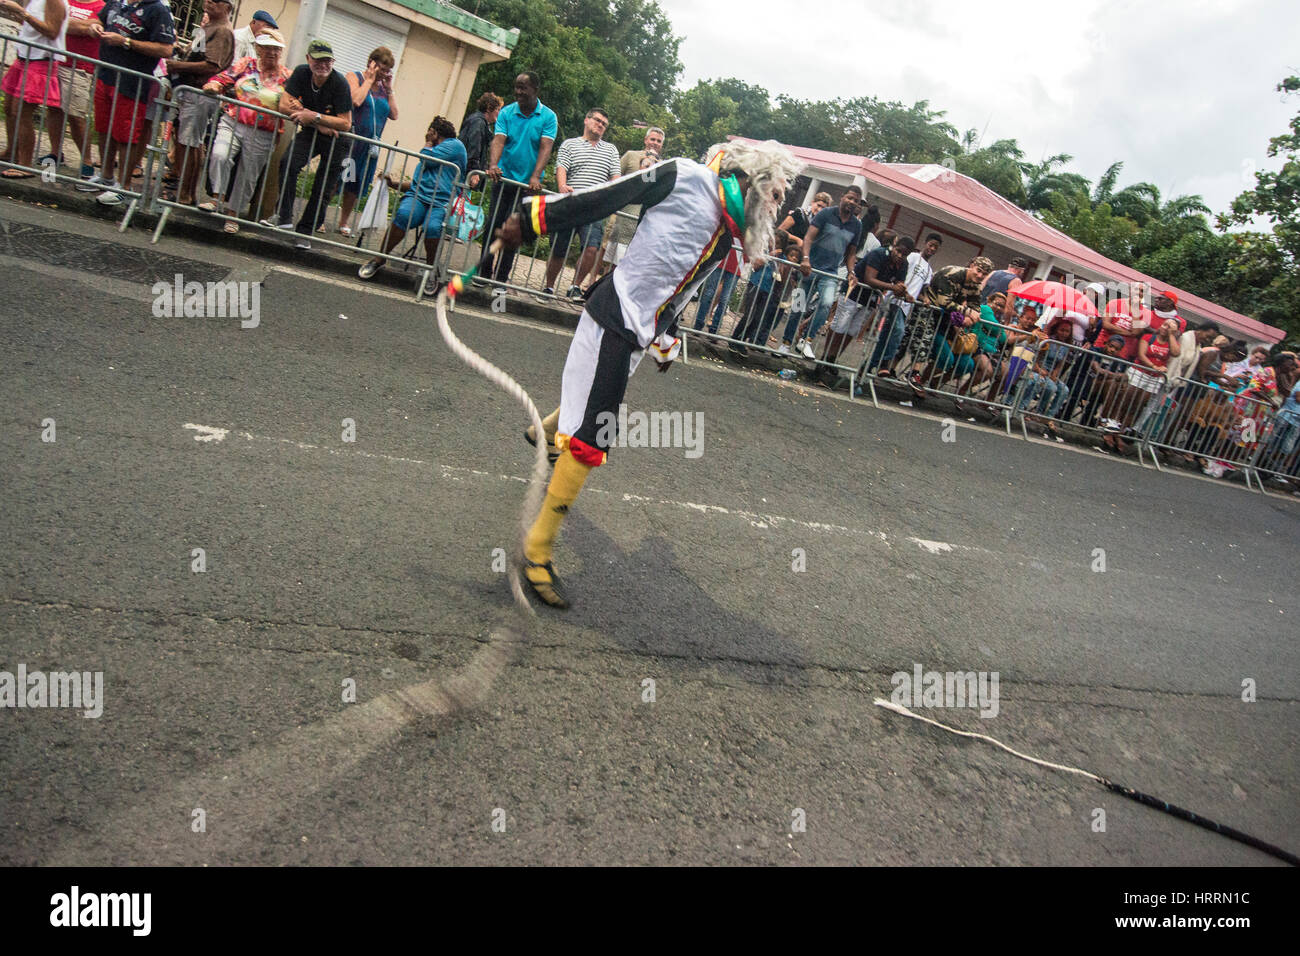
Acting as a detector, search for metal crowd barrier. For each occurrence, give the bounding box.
[0,33,171,228]
[435,173,641,307]
[1135,372,1286,489]
[676,251,869,392]
[148,82,468,293]
[855,306,1295,488]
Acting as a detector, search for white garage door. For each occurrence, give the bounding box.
[318,0,410,77]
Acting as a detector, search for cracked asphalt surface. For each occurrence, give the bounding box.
[1,200,1297,865]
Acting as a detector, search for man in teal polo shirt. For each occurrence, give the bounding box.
[479,70,557,283]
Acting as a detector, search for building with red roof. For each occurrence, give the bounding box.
[738,139,1284,345]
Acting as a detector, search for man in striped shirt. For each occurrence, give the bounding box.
[544,107,620,300]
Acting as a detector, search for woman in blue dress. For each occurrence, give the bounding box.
[336,46,399,237]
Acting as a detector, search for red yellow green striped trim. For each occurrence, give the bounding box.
[653,226,726,330]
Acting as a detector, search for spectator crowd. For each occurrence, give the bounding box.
[1,6,1295,487]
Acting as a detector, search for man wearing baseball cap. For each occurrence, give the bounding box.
[232,9,276,61]
[1153,289,1184,334]
[267,38,351,248]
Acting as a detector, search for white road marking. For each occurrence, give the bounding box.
[909,538,954,555]
[183,423,229,443]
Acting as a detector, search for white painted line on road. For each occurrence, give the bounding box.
[183,423,229,443]
[225,427,904,546]
[908,538,954,555]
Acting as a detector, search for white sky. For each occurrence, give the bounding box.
[659,0,1300,216]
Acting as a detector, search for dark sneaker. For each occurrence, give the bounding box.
[523,559,569,609]
[566,284,583,301]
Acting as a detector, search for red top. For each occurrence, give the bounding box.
[1141,333,1172,371]
[723,247,742,275]
[1095,299,1155,361]
[66,0,107,72]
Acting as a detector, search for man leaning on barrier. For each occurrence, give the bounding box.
[163,0,233,206]
[473,70,556,284]
[264,38,350,250]
[824,234,914,375]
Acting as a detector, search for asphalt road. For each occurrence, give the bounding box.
[1,200,1297,865]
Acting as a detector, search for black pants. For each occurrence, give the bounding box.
[483,179,525,282]
[277,131,347,235]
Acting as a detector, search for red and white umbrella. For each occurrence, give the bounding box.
[1011,279,1099,340]
[1011,280,1100,321]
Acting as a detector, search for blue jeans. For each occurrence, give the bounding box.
[693,269,739,334]
[781,273,838,344]
[865,304,907,371]
[1015,372,1069,419]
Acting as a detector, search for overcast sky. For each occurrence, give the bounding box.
[659,0,1299,217]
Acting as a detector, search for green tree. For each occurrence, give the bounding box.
[467,0,684,140]
[1219,75,1300,345]
[669,81,742,159]
[1129,190,1212,261]
[552,0,684,106]
[851,98,960,163]
[953,138,1029,205]
[1024,154,1089,213]
[1041,190,1138,263]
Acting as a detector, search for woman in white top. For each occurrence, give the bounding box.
[1,0,67,176]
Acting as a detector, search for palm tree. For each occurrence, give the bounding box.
[1024,153,1089,212]
[1091,161,1125,205]
[1109,182,1162,226]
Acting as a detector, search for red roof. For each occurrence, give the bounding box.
[741,139,1283,343]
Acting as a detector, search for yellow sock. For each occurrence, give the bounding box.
[524,450,592,568]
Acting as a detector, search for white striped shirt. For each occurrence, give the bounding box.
[556,136,620,191]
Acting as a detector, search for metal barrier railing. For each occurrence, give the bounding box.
[147,76,467,293]
[0,33,172,228]
[435,173,633,307]
[676,251,868,392]
[1136,372,1285,488]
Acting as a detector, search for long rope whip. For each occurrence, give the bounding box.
[393,241,548,716]
[874,698,1299,865]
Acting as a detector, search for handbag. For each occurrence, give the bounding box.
[945,309,978,355]
[447,194,485,242]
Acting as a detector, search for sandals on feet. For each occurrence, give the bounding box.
[522,559,569,609]
[524,427,561,465]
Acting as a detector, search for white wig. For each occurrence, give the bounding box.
[706,139,804,258]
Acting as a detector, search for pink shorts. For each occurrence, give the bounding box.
[2,58,62,109]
